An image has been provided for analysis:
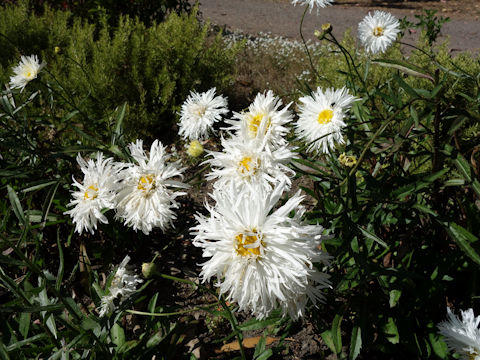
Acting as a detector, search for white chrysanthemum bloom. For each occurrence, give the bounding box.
[438,307,480,360]
[65,153,120,235]
[205,135,296,192]
[178,88,229,141]
[295,87,357,154]
[98,256,143,317]
[192,183,331,320]
[225,91,293,149]
[358,11,400,54]
[9,55,46,92]
[291,0,334,13]
[115,139,188,235]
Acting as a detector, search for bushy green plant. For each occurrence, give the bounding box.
[0,0,240,143]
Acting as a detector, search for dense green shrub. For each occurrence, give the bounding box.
[0,1,240,142]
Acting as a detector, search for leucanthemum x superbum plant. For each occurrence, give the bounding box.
[65,140,188,235]
[192,182,331,320]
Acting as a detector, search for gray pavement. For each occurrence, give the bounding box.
[197,0,480,53]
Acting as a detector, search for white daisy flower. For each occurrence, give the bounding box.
[115,139,188,235]
[295,87,357,154]
[358,11,400,54]
[9,55,46,92]
[98,255,143,317]
[178,87,229,141]
[291,0,335,13]
[65,152,119,235]
[205,136,296,192]
[225,91,293,149]
[192,183,331,320]
[438,307,480,360]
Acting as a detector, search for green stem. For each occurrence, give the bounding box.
[299,7,323,83]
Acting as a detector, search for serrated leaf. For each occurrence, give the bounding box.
[332,313,343,354]
[429,333,448,359]
[349,326,362,360]
[320,330,336,353]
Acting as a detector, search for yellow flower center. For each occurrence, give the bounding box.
[238,156,260,176]
[137,175,156,193]
[317,109,334,125]
[373,26,384,37]
[83,185,99,200]
[235,230,263,257]
[248,112,271,136]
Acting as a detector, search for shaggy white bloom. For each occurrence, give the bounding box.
[438,307,480,360]
[65,153,119,235]
[205,136,296,192]
[358,11,400,54]
[192,183,331,320]
[225,91,293,149]
[9,55,46,92]
[291,0,334,13]
[178,88,229,140]
[115,140,188,235]
[98,256,143,317]
[295,87,357,154]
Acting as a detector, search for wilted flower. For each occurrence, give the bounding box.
[205,135,295,191]
[225,91,293,149]
[291,0,335,13]
[295,87,357,154]
[9,55,46,92]
[98,256,143,317]
[65,153,120,234]
[192,183,331,320]
[438,307,480,360]
[358,11,400,54]
[178,88,229,141]
[115,139,188,235]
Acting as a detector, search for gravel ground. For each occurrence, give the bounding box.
[196,0,480,53]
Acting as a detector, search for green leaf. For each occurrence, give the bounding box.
[111,323,126,348]
[111,102,127,146]
[5,333,48,352]
[383,317,399,344]
[253,335,267,359]
[372,59,434,82]
[255,349,273,360]
[429,332,448,359]
[320,330,336,353]
[7,185,25,224]
[21,180,57,193]
[19,312,30,339]
[358,226,388,249]
[392,168,449,199]
[389,290,401,308]
[332,313,343,354]
[442,221,480,264]
[238,316,282,331]
[349,326,362,360]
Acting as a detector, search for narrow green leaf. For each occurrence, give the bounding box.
[349,326,362,360]
[238,316,282,331]
[41,181,60,228]
[111,102,127,146]
[372,59,434,82]
[19,312,30,339]
[61,110,80,123]
[56,232,64,291]
[358,226,388,249]
[21,180,57,193]
[7,185,25,224]
[332,313,343,354]
[111,323,126,348]
[442,221,480,264]
[148,293,159,313]
[255,349,273,360]
[5,333,48,352]
[253,335,267,359]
